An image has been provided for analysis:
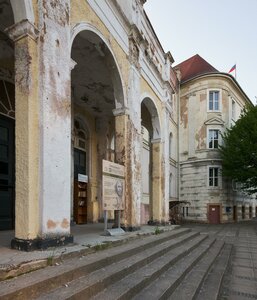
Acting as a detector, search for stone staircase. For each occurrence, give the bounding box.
[0,227,232,300]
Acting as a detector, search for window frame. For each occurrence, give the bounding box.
[208,129,220,149]
[207,166,222,188]
[207,89,222,112]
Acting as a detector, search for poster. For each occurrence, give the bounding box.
[102,160,125,210]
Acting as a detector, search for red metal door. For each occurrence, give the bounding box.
[209,205,220,224]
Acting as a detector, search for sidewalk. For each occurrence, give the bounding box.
[0,223,179,280]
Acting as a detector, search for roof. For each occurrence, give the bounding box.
[174,54,218,83]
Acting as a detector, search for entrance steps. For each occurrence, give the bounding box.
[0,227,232,300]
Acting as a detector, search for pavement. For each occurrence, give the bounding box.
[0,223,179,280]
[1,219,257,299]
[180,219,257,299]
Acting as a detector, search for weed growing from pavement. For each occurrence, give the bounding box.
[93,242,111,251]
[154,226,161,235]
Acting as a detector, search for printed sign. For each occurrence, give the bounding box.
[78,174,88,183]
[102,160,125,210]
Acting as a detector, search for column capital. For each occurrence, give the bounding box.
[112,107,130,116]
[70,58,77,71]
[151,138,162,144]
[6,19,39,42]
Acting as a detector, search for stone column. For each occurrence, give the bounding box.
[7,20,40,250]
[37,1,73,247]
[151,139,163,222]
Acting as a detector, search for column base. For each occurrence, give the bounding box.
[11,235,74,252]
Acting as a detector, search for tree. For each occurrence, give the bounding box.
[219,104,257,194]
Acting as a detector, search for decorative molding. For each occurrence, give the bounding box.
[112,107,130,116]
[151,138,161,144]
[6,19,39,42]
[204,117,225,126]
[70,59,77,71]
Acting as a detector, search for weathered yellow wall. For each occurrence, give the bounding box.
[15,34,39,239]
[71,0,129,92]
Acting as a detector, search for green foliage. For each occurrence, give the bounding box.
[154,226,161,235]
[219,104,257,194]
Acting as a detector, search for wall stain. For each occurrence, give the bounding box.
[180,96,188,128]
[61,218,69,229]
[47,219,57,229]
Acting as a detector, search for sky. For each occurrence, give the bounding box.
[144,0,257,104]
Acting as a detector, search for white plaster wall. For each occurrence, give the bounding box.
[128,65,142,225]
[38,1,71,236]
[10,0,34,24]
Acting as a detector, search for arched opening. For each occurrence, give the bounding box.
[141,97,161,224]
[140,125,150,224]
[169,132,173,158]
[71,29,124,224]
[0,0,15,230]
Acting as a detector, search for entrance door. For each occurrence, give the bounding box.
[233,205,237,222]
[208,205,220,224]
[0,116,15,230]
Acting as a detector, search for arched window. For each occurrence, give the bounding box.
[169,132,173,158]
[0,79,15,119]
[169,173,173,198]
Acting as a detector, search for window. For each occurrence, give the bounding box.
[208,129,219,149]
[209,90,220,111]
[183,207,189,217]
[169,173,173,198]
[209,167,219,187]
[169,133,173,158]
[232,99,236,120]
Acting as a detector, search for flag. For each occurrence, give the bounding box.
[228,64,236,73]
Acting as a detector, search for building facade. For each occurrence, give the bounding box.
[175,55,257,223]
[1,1,255,251]
[0,0,179,250]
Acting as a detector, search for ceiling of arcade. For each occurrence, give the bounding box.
[0,0,13,32]
[71,31,117,119]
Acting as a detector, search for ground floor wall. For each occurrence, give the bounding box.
[180,161,257,223]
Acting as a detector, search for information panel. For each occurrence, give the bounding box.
[102,160,125,210]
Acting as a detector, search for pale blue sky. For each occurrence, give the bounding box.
[145,0,257,104]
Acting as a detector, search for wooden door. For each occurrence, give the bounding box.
[233,205,237,221]
[208,205,220,224]
[0,116,15,230]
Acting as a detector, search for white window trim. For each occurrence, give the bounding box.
[207,128,221,149]
[207,165,222,189]
[207,89,222,112]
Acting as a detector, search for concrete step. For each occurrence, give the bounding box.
[0,228,191,299]
[168,240,225,299]
[195,243,232,300]
[38,231,201,300]
[129,236,216,300]
[91,234,209,300]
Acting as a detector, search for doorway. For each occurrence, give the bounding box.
[233,205,237,222]
[242,206,245,219]
[208,205,220,224]
[0,115,15,230]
